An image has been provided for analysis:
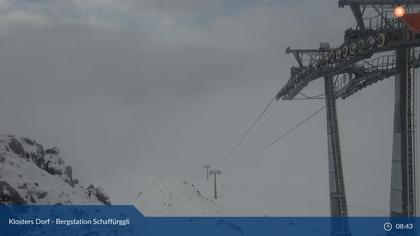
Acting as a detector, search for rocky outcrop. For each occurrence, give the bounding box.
[8,138,25,157]
[0,181,25,204]
[0,135,111,205]
[86,185,111,205]
[45,147,59,155]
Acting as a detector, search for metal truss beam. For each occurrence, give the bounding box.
[349,3,365,30]
[334,50,420,98]
[277,34,420,100]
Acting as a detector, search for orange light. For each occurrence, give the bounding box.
[394,5,406,18]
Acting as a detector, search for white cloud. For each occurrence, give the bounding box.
[0,0,404,217]
[0,0,9,9]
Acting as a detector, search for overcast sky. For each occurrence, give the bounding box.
[0,0,418,216]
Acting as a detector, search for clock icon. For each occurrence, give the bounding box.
[384,222,393,232]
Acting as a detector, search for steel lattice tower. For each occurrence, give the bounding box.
[276,1,420,235]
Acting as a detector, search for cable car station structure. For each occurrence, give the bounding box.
[276,1,419,235]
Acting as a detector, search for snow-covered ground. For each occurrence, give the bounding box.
[0,135,110,205]
[135,176,227,216]
[0,134,389,216]
[134,175,389,217]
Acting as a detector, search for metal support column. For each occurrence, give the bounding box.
[209,170,221,199]
[214,173,217,199]
[324,76,351,236]
[204,165,211,181]
[390,47,416,219]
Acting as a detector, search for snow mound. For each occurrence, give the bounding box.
[0,135,110,205]
[135,176,227,216]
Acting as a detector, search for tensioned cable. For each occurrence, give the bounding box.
[217,96,277,168]
[216,21,353,171]
[224,105,326,173]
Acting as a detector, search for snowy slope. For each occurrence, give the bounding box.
[135,176,227,216]
[134,176,388,217]
[0,135,110,205]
